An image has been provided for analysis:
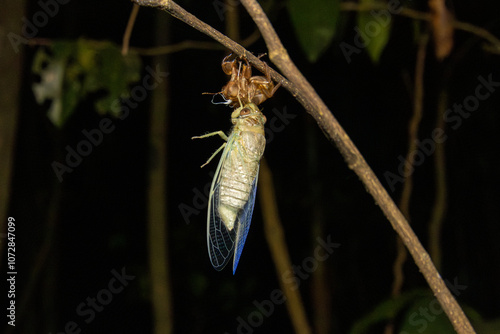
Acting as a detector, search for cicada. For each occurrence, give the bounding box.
[193,103,266,273]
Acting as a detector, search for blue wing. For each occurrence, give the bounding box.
[207,134,237,271]
[232,170,259,274]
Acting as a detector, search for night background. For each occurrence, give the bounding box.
[1,0,500,333]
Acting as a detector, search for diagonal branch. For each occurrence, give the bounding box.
[132,0,303,108]
[241,1,473,333]
[131,1,475,333]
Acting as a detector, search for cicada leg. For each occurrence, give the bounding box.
[192,131,228,168]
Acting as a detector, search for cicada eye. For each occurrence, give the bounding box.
[240,107,251,116]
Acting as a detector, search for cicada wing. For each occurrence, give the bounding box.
[232,167,259,274]
[207,135,237,271]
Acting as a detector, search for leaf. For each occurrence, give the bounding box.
[350,289,430,334]
[32,49,69,126]
[89,42,142,115]
[31,38,142,127]
[399,295,457,333]
[356,0,392,63]
[288,0,340,63]
[351,289,486,334]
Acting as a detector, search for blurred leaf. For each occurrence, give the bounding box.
[91,43,142,115]
[473,316,500,333]
[356,0,392,63]
[399,295,462,333]
[288,0,340,62]
[189,272,209,297]
[31,38,142,127]
[32,49,68,126]
[350,289,429,334]
[401,300,490,333]
[351,289,487,334]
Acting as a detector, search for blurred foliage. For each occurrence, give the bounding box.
[287,0,394,63]
[350,289,429,334]
[350,288,493,333]
[356,0,392,63]
[287,0,340,62]
[32,38,142,127]
[9,0,500,333]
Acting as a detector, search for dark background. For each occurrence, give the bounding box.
[2,0,500,333]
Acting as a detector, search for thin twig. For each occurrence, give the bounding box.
[132,40,224,55]
[122,3,140,55]
[225,0,240,43]
[428,0,454,59]
[428,91,448,270]
[386,33,429,334]
[399,33,429,220]
[131,1,475,333]
[392,33,430,296]
[131,30,261,56]
[340,1,500,54]
[453,21,500,54]
[259,158,312,334]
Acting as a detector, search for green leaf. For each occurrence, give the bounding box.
[399,295,457,333]
[356,0,392,63]
[32,49,70,127]
[31,38,142,127]
[288,0,340,63]
[350,289,430,334]
[351,289,486,334]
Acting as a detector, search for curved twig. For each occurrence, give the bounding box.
[122,4,140,55]
[131,1,475,333]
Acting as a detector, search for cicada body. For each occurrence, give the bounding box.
[195,103,266,273]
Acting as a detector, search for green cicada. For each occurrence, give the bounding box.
[193,103,266,274]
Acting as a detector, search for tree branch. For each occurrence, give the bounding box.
[341,1,500,54]
[131,1,475,333]
[131,0,302,107]
[240,1,473,333]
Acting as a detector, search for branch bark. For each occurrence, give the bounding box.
[131,1,475,333]
[240,2,473,333]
